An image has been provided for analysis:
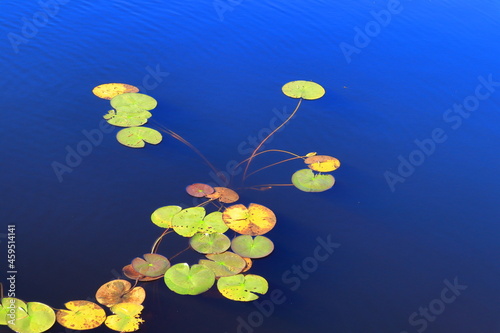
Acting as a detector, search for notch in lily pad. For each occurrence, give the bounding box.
[164,263,215,295]
[292,168,335,192]
[222,203,276,236]
[56,300,106,331]
[131,253,170,277]
[116,126,162,148]
[217,274,268,302]
[190,232,231,254]
[95,280,146,307]
[3,298,56,333]
[104,303,144,332]
[282,80,325,100]
[199,251,246,277]
[231,235,274,259]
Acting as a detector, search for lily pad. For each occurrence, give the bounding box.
[282,80,325,100]
[231,235,274,259]
[171,207,228,237]
[104,303,144,332]
[6,300,56,333]
[56,300,106,330]
[110,93,157,113]
[206,187,239,203]
[116,126,162,148]
[122,264,163,282]
[104,109,152,127]
[304,155,340,172]
[164,263,215,295]
[186,183,215,197]
[151,205,182,228]
[241,257,253,273]
[92,83,139,100]
[131,253,170,277]
[95,280,146,307]
[199,252,246,277]
[217,274,268,302]
[190,232,231,254]
[222,203,276,236]
[292,168,335,192]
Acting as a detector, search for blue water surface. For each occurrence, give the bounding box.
[1,0,500,332]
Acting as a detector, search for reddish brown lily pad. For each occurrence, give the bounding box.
[186,183,215,197]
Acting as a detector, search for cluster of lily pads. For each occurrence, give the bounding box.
[0,80,341,333]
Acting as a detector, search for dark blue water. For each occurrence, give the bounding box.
[1,1,500,332]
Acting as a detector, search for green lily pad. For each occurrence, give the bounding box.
[104,109,152,127]
[199,252,246,277]
[230,235,274,259]
[171,207,228,237]
[110,93,157,113]
[190,232,231,254]
[217,274,268,302]
[132,253,170,277]
[282,80,325,100]
[291,168,335,192]
[116,126,162,148]
[104,303,144,332]
[151,205,182,228]
[6,299,56,333]
[1,298,27,326]
[164,263,215,295]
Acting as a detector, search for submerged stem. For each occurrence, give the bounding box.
[242,98,303,181]
[169,245,191,261]
[152,120,228,184]
[151,229,174,254]
[245,155,304,179]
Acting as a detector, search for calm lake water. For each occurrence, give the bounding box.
[1,0,500,332]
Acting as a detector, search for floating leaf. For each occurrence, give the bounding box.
[104,110,152,127]
[206,187,239,203]
[110,93,157,113]
[92,83,139,100]
[151,205,182,228]
[199,252,246,277]
[96,280,146,307]
[122,264,162,282]
[186,183,215,197]
[116,126,162,148]
[104,303,144,332]
[190,232,231,254]
[164,263,215,295]
[305,155,340,172]
[56,300,106,330]
[217,274,268,302]
[282,80,325,100]
[132,253,170,277]
[6,299,55,333]
[231,235,274,259]
[292,169,335,192]
[171,207,228,237]
[222,203,276,236]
